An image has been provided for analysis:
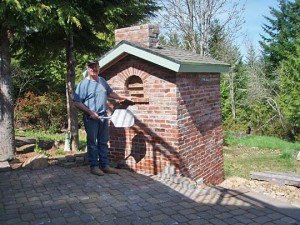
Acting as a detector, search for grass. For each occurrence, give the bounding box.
[34,143,51,157]
[55,149,65,155]
[16,129,300,179]
[16,129,87,157]
[16,129,86,143]
[225,134,300,151]
[16,129,65,141]
[224,133,300,179]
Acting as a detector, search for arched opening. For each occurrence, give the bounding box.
[126,75,144,98]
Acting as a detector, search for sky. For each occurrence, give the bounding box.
[239,0,279,56]
[153,0,280,57]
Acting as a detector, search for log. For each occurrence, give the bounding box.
[250,171,300,187]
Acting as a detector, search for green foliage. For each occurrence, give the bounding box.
[33,138,51,157]
[16,129,87,143]
[16,129,65,141]
[243,100,285,137]
[0,0,53,160]
[209,20,247,131]
[279,149,294,160]
[277,38,300,141]
[0,1,52,53]
[34,142,42,154]
[223,134,300,178]
[14,91,66,132]
[220,60,248,129]
[235,0,300,141]
[159,33,182,49]
[260,0,300,74]
[225,134,300,151]
[75,149,85,154]
[17,0,160,65]
[208,20,228,59]
[55,149,65,155]
[2,0,160,157]
[9,0,160,100]
[224,148,299,178]
[34,148,50,157]
[11,59,66,99]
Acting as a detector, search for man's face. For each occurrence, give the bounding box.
[88,64,99,76]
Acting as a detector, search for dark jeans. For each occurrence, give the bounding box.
[83,114,109,168]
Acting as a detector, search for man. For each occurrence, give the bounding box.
[73,60,131,176]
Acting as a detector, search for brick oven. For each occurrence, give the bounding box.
[99,24,229,185]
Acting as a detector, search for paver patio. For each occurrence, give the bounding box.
[0,166,299,225]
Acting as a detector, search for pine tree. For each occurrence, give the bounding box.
[277,38,300,140]
[1,0,159,159]
[260,0,300,75]
[260,0,300,140]
[0,0,50,161]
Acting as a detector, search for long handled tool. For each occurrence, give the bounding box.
[101,109,134,127]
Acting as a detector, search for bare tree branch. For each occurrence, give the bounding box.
[156,0,245,55]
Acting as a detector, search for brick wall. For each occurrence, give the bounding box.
[115,24,159,48]
[103,56,180,175]
[102,55,224,185]
[176,74,224,185]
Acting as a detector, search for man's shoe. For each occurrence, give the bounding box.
[102,166,119,174]
[91,167,104,176]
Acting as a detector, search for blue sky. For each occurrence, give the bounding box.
[239,0,279,56]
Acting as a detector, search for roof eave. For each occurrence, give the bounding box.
[99,42,230,73]
[178,63,230,73]
[99,43,180,72]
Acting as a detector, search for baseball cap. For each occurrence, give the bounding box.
[87,60,99,67]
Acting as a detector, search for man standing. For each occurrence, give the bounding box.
[73,60,131,176]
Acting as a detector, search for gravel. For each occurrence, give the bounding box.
[218,176,300,207]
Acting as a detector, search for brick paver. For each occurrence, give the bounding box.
[0,166,299,225]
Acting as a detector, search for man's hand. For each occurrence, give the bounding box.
[120,98,135,106]
[74,101,100,120]
[90,111,100,120]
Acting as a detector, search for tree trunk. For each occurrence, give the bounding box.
[0,30,15,161]
[229,72,236,122]
[65,34,79,151]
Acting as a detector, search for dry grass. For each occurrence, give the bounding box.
[223,146,300,179]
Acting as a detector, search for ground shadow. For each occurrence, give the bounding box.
[0,166,299,225]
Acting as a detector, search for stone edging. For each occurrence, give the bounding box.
[49,152,88,168]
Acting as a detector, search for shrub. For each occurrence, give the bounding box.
[15,91,66,132]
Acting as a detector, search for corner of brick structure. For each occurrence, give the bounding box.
[103,55,225,185]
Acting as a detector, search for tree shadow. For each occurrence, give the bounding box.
[109,116,183,176]
[125,132,146,163]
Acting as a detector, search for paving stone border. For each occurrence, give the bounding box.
[151,166,204,190]
[49,152,88,168]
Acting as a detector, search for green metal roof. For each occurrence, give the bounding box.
[99,41,230,73]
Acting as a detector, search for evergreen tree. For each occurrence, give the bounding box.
[259,0,300,140]
[277,38,300,140]
[0,0,49,161]
[15,0,158,150]
[260,0,300,75]
[1,0,159,159]
[208,21,247,128]
[159,33,182,49]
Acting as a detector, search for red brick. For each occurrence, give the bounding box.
[103,51,224,185]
